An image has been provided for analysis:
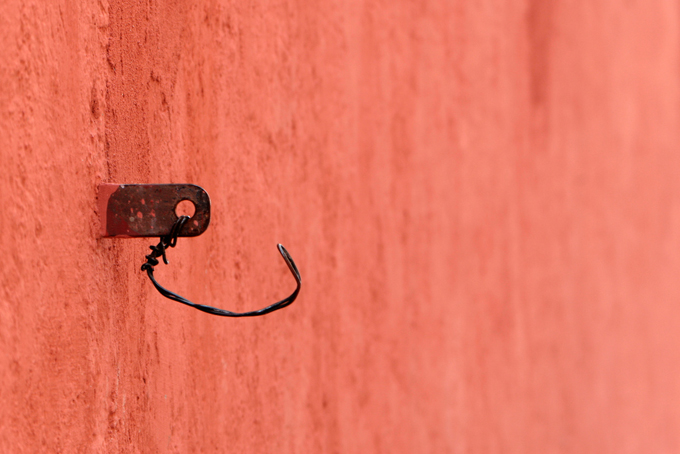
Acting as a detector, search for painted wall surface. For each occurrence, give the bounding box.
[1,1,680,452]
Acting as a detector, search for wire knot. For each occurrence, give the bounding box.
[140,216,189,272]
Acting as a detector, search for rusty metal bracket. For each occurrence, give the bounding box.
[98,184,210,238]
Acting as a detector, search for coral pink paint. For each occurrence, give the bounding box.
[1,0,680,452]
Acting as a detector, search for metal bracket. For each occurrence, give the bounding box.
[98,184,211,238]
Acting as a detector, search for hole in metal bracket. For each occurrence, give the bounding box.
[175,199,196,218]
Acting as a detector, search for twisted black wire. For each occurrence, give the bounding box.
[141,216,301,317]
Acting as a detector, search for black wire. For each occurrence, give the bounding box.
[141,216,301,317]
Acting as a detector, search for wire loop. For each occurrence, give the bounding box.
[141,216,301,317]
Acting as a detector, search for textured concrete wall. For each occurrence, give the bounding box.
[1,0,680,452]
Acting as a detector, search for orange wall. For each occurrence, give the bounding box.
[1,1,680,452]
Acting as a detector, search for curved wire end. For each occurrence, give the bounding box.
[141,222,301,317]
[277,243,301,283]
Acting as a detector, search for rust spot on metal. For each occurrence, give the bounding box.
[98,184,211,238]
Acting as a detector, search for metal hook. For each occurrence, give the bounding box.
[141,216,301,317]
[98,184,301,317]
